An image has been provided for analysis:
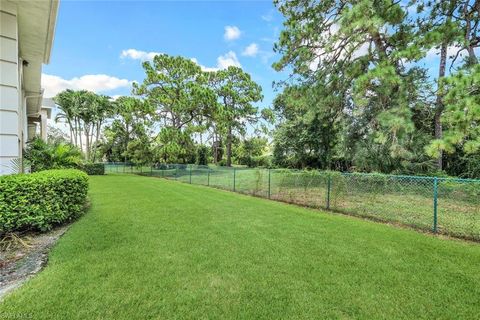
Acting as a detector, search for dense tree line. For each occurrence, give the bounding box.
[271,0,480,178]
[50,0,480,177]
[54,55,271,167]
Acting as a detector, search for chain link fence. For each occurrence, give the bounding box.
[104,162,480,241]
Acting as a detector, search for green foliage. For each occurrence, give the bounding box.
[132,54,220,165]
[0,169,88,235]
[54,90,115,162]
[78,163,105,175]
[133,54,216,132]
[249,155,272,168]
[24,138,82,172]
[154,128,196,164]
[272,84,345,169]
[196,145,210,165]
[113,54,270,168]
[443,151,480,179]
[211,66,265,166]
[427,64,480,156]
[126,138,154,166]
[272,0,426,169]
[234,137,269,167]
[271,0,480,177]
[101,96,154,164]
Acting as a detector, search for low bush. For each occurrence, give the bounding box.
[24,138,82,172]
[0,169,89,235]
[78,163,105,175]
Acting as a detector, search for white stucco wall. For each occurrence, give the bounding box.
[0,1,21,175]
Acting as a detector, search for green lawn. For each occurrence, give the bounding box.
[136,166,480,240]
[1,174,479,319]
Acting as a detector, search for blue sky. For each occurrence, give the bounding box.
[42,1,467,113]
[42,0,287,110]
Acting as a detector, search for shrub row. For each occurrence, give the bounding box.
[0,169,89,235]
[78,163,105,175]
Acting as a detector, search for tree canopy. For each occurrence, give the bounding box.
[48,3,480,179]
[78,55,269,167]
[270,0,480,178]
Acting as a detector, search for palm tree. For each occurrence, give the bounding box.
[54,90,114,162]
[54,89,78,146]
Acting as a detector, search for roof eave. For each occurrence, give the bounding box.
[43,0,59,64]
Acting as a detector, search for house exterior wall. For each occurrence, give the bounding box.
[0,1,23,175]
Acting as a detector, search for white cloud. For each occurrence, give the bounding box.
[261,10,274,22]
[190,58,219,72]
[217,51,241,69]
[191,51,242,72]
[242,43,259,57]
[351,42,370,59]
[224,26,241,41]
[42,74,131,98]
[120,48,161,61]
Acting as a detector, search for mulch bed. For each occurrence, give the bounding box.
[0,225,70,300]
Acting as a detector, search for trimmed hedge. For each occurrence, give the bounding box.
[78,163,105,175]
[0,169,89,235]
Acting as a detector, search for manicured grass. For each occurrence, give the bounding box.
[1,174,479,319]
[134,166,480,240]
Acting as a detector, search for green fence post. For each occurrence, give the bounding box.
[268,169,271,199]
[233,168,236,192]
[326,174,331,210]
[162,167,164,178]
[207,168,210,186]
[175,166,178,180]
[433,177,438,233]
[151,165,153,175]
[189,166,192,184]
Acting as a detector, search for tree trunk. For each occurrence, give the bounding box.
[214,144,218,165]
[434,41,448,171]
[73,118,78,147]
[124,124,130,164]
[213,141,217,164]
[464,4,478,65]
[67,120,73,145]
[92,121,101,162]
[226,125,232,167]
[77,119,83,153]
[213,132,219,164]
[84,125,90,161]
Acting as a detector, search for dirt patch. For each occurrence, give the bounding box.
[0,225,70,300]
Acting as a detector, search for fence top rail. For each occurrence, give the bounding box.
[340,172,480,183]
[104,162,480,184]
